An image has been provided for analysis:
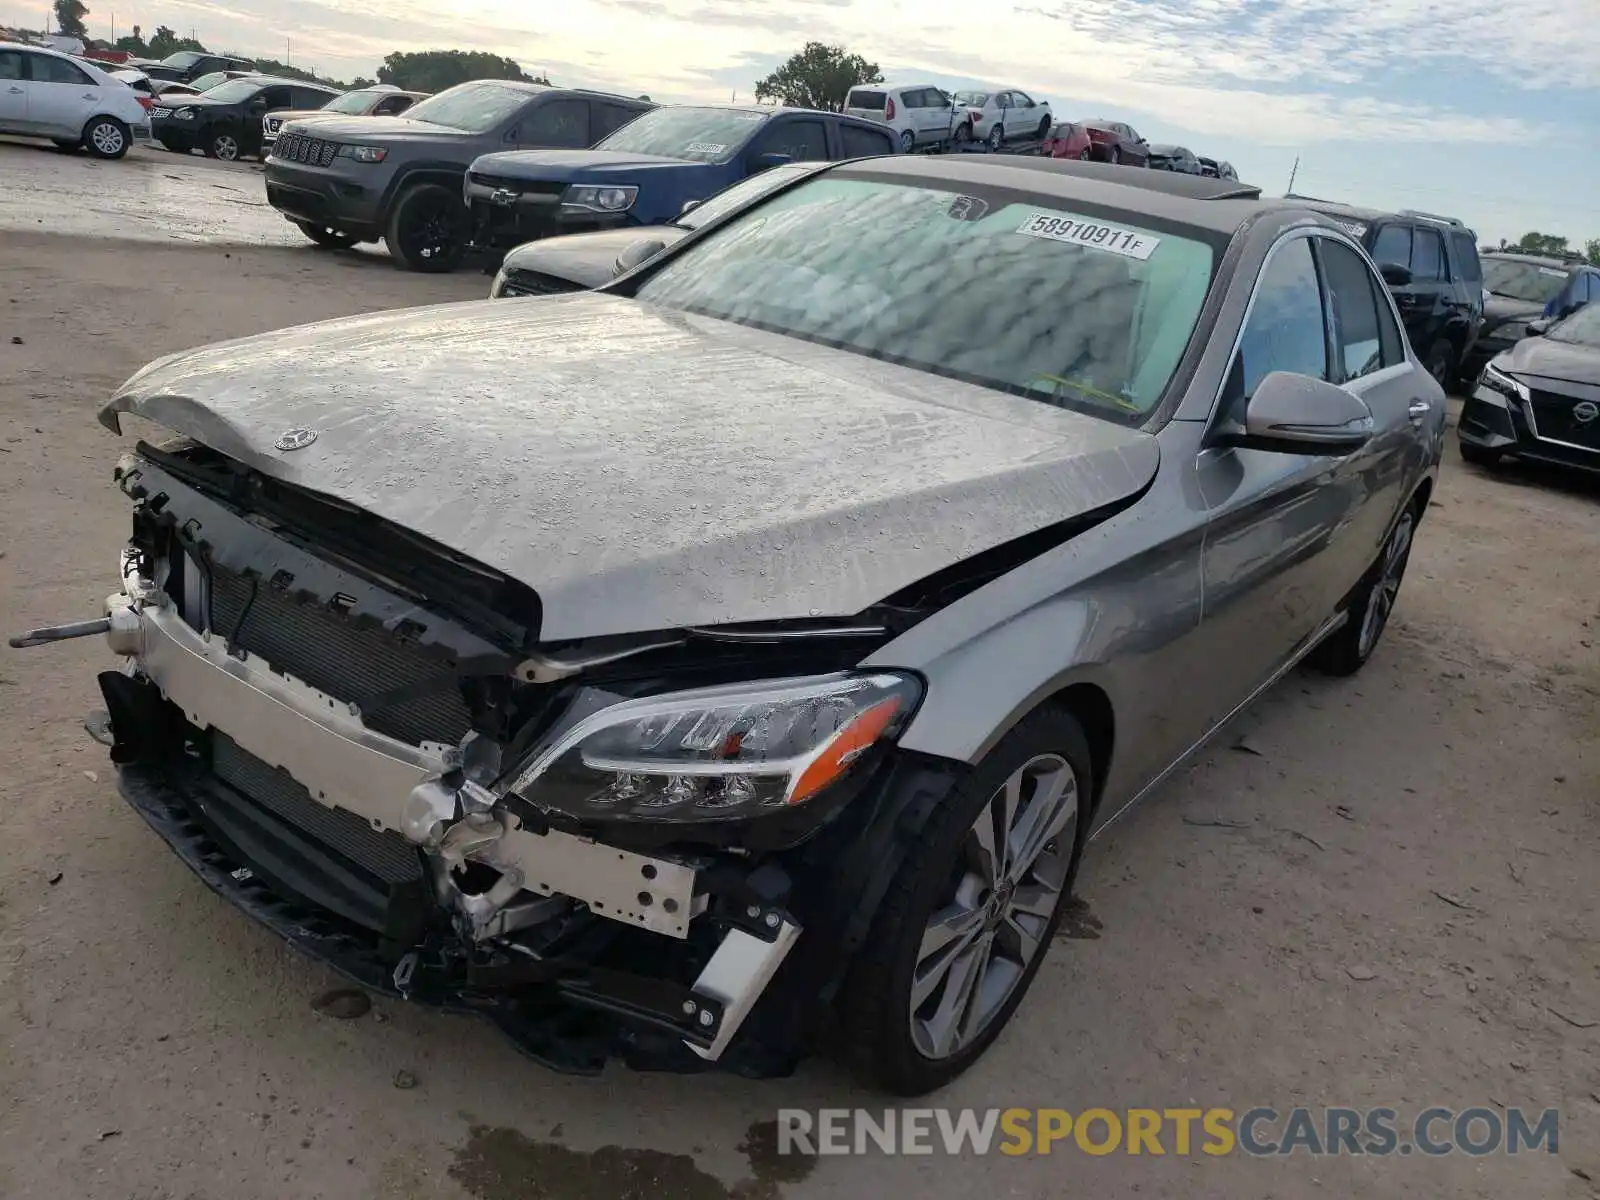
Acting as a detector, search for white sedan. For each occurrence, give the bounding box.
[0,40,151,158]
[951,87,1053,150]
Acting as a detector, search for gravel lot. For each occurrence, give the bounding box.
[1,139,1597,1200]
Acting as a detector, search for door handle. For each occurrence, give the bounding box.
[1408,399,1430,423]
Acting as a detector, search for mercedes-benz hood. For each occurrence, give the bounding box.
[471,148,716,185]
[101,294,1159,641]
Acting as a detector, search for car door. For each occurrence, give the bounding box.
[1368,222,1420,346]
[0,49,28,130]
[1195,232,1395,713]
[1405,223,1449,355]
[22,52,101,137]
[240,85,294,155]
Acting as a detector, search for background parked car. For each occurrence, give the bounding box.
[1148,144,1203,173]
[0,41,151,158]
[1286,197,1484,386]
[265,81,654,270]
[1463,250,1600,381]
[1041,119,1094,159]
[949,88,1052,149]
[464,103,896,254]
[1197,156,1237,180]
[1459,300,1600,473]
[128,51,255,84]
[842,83,959,151]
[262,84,429,152]
[152,74,341,161]
[186,68,255,93]
[490,160,827,296]
[1078,118,1150,166]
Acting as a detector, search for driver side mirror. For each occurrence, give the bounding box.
[1378,261,1412,287]
[678,198,702,218]
[611,237,667,277]
[1221,372,1374,455]
[1525,317,1553,337]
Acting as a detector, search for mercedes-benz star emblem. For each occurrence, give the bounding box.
[274,428,318,452]
[1572,401,1599,425]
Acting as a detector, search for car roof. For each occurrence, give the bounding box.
[1482,250,1584,270]
[224,73,338,90]
[840,155,1270,234]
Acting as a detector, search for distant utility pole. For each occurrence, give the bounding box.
[1286,155,1300,194]
[286,37,291,64]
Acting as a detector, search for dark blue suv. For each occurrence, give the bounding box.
[464,103,898,252]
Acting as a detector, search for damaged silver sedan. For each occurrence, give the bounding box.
[15,157,1444,1095]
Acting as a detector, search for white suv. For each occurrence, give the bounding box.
[843,83,960,152]
[0,41,150,158]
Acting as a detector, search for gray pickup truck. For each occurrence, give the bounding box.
[264,79,654,271]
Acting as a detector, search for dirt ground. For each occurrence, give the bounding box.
[1,140,1597,1200]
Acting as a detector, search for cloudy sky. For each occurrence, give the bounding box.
[9,0,1597,243]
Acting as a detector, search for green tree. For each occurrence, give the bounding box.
[52,0,88,38]
[753,42,882,111]
[1515,231,1569,256]
[1585,238,1600,267]
[250,58,350,89]
[146,25,205,58]
[375,50,535,93]
[114,23,146,54]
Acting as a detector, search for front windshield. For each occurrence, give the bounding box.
[321,89,384,114]
[161,50,205,69]
[1546,302,1600,347]
[1483,258,1569,304]
[196,79,261,104]
[953,90,988,106]
[596,106,770,164]
[676,164,816,229]
[635,176,1216,422]
[404,81,533,132]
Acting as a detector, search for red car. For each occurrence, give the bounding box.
[1041,120,1094,159]
[1080,118,1151,166]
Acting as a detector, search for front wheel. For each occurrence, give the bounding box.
[986,123,1004,150]
[82,116,129,160]
[205,130,241,161]
[385,182,469,273]
[295,221,359,250]
[1308,503,1417,676]
[839,708,1092,1095]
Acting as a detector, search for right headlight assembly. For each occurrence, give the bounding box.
[504,672,922,823]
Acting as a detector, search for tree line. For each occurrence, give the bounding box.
[1496,231,1600,267]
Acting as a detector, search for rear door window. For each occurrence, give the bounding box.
[1450,232,1482,284]
[291,87,334,108]
[0,51,23,80]
[751,118,828,162]
[519,97,590,147]
[840,122,894,157]
[1370,223,1411,271]
[33,54,93,85]
[258,86,295,109]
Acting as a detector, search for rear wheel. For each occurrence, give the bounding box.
[1308,503,1418,676]
[899,128,916,153]
[295,221,359,250]
[953,121,972,144]
[986,123,1003,150]
[1077,147,1090,160]
[1035,115,1051,139]
[83,116,129,160]
[1108,144,1121,165]
[839,708,1092,1095]
[385,182,468,273]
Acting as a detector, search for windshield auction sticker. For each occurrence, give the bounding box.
[686,142,727,154]
[1015,212,1160,260]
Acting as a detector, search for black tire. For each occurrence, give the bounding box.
[1035,116,1051,139]
[204,128,241,161]
[385,182,469,273]
[1424,339,1457,392]
[1307,500,1419,677]
[953,121,972,144]
[986,123,1003,150]
[1458,440,1501,468]
[295,221,359,250]
[1108,144,1121,165]
[82,116,129,160]
[839,707,1094,1095]
[1077,147,1091,160]
[899,128,916,153]
[158,139,185,153]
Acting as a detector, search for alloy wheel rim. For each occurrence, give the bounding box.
[901,130,915,151]
[1359,513,1413,657]
[215,135,238,160]
[910,753,1077,1060]
[406,199,461,262]
[92,123,123,154]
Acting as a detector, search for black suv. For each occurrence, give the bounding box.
[130,51,257,84]
[151,75,341,161]
[1463,250,1600,382]
[1284,198,1484,387]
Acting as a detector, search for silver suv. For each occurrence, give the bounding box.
[264,79,654,271]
